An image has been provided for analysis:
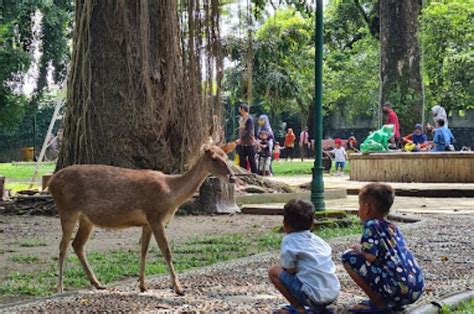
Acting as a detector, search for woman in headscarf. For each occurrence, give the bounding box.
[257,115,274,150]
[257,115,275,174]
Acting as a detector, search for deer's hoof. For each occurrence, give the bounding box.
[94,284,106,290]
[174,285,184,296]
[140,286,147,293]
[57,286,64,293]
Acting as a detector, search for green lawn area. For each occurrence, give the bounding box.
[272,160,351,176]
[0,162,55,193]
[0,162,56,180]
[0,225,360,298]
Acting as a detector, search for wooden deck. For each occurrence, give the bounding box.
[349,151,474,183]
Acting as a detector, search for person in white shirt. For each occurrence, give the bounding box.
[331,138,347,176]
[431,105,448,128]
[299,127,310,161]
[269,199,340,313]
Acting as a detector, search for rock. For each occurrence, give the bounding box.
[244,185,266,194]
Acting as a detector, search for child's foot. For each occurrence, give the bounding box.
[348,300,390,313]
[273,304,306,314]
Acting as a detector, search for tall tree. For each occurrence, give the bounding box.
[354,0,423,133]
[379,0,423,132]
[57,0,220,173]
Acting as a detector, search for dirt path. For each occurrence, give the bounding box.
[1,214,472,312]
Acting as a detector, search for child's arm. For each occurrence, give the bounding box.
[280,239,297,273]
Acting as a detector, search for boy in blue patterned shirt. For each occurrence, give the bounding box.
[342,183,424,312]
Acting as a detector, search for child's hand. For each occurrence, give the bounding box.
[350,244,362,252]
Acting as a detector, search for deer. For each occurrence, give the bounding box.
[49,145,235,295]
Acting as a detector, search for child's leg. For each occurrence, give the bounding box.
[341,251,386,309]
[268,265,306,313]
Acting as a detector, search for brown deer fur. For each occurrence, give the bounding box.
[49,145,234,295]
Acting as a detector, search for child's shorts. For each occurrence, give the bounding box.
[335,161,345,169]
[279,271,308,306]
[342,250,423,308]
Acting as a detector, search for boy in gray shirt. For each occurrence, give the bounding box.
[269,200,340,314]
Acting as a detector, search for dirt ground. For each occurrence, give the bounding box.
[2,213,472,313]
[0,214,283,304]
[1,195,472,307]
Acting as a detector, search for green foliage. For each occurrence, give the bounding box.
[0,0,72,135]
[420,1,474,114]
[440,298,474,314]
[324,1,380,120]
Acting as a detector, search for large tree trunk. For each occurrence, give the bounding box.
[379,0,423,134]
[57,0,211,173]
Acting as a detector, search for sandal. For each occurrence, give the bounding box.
[272,304,315,314]
[348,300,391,313]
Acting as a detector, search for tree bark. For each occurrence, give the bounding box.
[57,0,210,173]
[380,0,423,134]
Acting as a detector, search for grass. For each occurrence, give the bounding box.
[271,160,351,176]
[0,225,360,298]
[0,162,55,180]
[441,298,474,314]
[16,239,48,248]
[10,255,42,264]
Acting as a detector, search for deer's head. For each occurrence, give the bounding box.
[201,145,235,184]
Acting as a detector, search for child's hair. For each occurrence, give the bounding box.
[359,183,394,216]
[283,199,315,231]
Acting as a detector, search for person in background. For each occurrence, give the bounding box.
[257,115,275,174]
[432,105,448,128]
[347,136,359,154]
[299,127,310,161]
[284,128,296,161]
[236,104,258,173]
[273,142,282,162]
[402,124,429,152]
[331,138,347,176]
[432,119,455,152]
[382,103,400,149]
[257,131,272,176]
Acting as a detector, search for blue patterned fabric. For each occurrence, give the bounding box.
[342,219,424,308]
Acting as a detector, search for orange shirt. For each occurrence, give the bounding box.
[285,133,296,147]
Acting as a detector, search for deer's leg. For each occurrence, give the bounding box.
[139,225,152,292]
[150,222,183,295]
[57,215,77,293]
[72,217,104,289]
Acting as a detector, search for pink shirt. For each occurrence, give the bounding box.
[386,109,400,138]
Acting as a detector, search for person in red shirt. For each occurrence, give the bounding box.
[284,128,296,161]
[382,103,400,148]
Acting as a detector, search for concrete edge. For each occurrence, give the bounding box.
[236,188,347,205]
[409,290,474,314]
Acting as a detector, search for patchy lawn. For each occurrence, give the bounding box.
[272,161,351,176]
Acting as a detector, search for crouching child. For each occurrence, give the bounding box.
[342,183,424,312]
[269,199,340,314]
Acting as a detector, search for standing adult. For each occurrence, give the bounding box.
[382,102,400,148]
[284,128,296,161]
[299,127,310,161]
[236,104,258,173]
[257,115,274,151]
[432,105,448,127]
